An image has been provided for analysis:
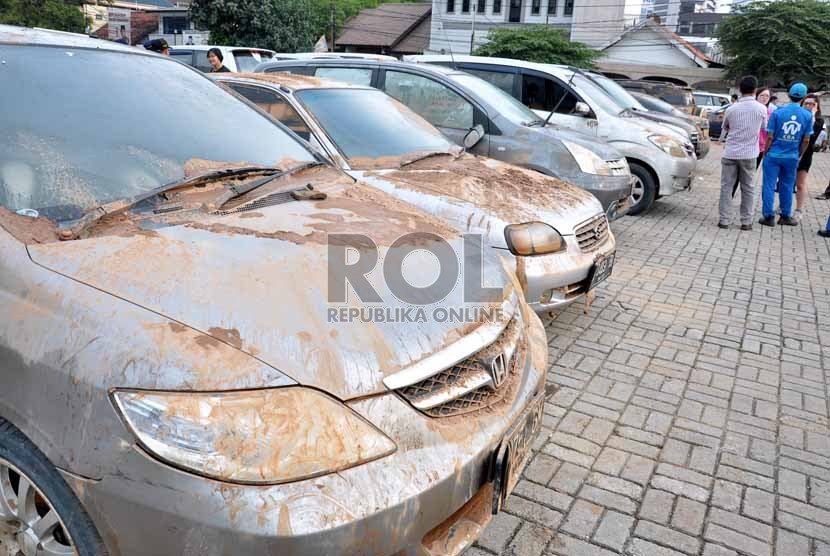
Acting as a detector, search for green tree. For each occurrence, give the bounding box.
[717,0,830,89]
[189,0,317,53]
[473,26,601,68]
[0,0,87,33]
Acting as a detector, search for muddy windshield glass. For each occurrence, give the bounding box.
[0,45,314,222]
[297,88,455,161]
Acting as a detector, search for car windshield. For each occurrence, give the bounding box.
[296,88,456,162]
[571,75,627,115]
[587,74,645,111]
[450,73,544,125]
[0,45,314,222]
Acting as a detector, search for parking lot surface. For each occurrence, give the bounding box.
[470,144,830,555]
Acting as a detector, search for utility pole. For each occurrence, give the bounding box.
[469,1,477,53]
[330,0,336,52]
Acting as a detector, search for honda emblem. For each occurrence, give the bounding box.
[489,352,508,388]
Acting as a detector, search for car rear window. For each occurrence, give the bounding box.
[233,50,269,72]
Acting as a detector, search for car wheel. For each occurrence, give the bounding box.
[627,162,657,216]
[0,418,107,556]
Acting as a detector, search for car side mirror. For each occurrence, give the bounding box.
[463,124,485,149]
[574,101,591,117]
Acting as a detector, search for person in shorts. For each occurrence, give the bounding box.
[794,94,823,220]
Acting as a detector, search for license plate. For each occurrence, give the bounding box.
[588,252,615,291]
[492,394,545,513]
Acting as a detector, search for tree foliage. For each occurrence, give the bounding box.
[473,26,601,68]
[0,0,86,33]
[189,0,317,52]
[717,0,830,89]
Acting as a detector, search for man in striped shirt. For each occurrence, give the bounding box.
[718,76,768,230]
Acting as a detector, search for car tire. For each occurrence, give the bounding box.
[627,162,657,216]
[0,418,108,556]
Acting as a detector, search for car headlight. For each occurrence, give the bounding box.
[562,140,612,176]
[505,222,565,256]
[648,134,687,158]
[113,388,396,484]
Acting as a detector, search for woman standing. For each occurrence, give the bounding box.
[794,94,823,219]
[756,88,773,168]
[207,48,231,73]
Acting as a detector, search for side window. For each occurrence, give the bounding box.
[264,66,306,75]
[193,50,213,73]
[521,73,577,114]
[314,67,373,86]
[229,84,312,140]
[384,71,474,130]
[463,68,515,95]
[232,50,263,72]
[169,50,194,67]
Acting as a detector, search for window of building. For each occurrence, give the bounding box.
[477,0,485,12]
[493,0,502,13]
[162,16,188,34]
[564,0,574,15]
[461,0,470,12]
[447,0,455,12]
[531,0,541,14]
[547,0,557,15]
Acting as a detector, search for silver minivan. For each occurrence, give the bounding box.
[408,56,698,216]
[255,59,633,220]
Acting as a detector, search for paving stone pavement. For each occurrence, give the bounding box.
[468,143,830,556]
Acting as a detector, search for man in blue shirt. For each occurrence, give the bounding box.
[759,83,814,226]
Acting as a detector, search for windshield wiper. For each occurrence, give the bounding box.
[210,161,326,210]
[523,119,547,127]
[399,150,462,168]
[59,163,320,240]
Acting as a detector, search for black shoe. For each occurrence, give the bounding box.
[740,224,753,231]
[758,216,776,227]
[819,230,830,238]
[717,223,729,229]
[779,216,799,226]
[816,194,830,200]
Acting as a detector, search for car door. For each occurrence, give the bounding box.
[379,69,489,156]
[519,69,597,137]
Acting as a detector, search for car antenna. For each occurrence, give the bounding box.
[441,24,458,70]
[543,67,580,127]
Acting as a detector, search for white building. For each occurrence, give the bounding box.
[427,0,627,52]
[640,0,716,29]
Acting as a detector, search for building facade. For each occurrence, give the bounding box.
[640,0,716,29]
[427,0,626,52]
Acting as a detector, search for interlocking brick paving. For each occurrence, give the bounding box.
[470,144,830,556]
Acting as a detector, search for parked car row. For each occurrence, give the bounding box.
[0,26,705,556]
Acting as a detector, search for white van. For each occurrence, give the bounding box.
[407,55,698,215]
[169,45,275,73]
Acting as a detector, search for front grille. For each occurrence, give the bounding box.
[690,132,700,147]
[575,214,610,252]
[396,316,523,417]
[608,158,629,176]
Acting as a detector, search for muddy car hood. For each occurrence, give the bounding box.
[354,155,603,248]
[26,176,516,400]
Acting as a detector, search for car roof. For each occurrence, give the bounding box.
[256,57,472,79]
[406,54,571,73]
[169,44,275,54]
[0,24,143,54]
[213,72,369,92]
[270,52,397,61]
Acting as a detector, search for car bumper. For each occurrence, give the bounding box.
[569,174,631,215]
[518,228,617,313]
[62,314,549,556]
[654,155,696,197]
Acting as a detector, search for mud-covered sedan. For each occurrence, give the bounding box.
[0,26,547,556]
[215,73,617,313]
